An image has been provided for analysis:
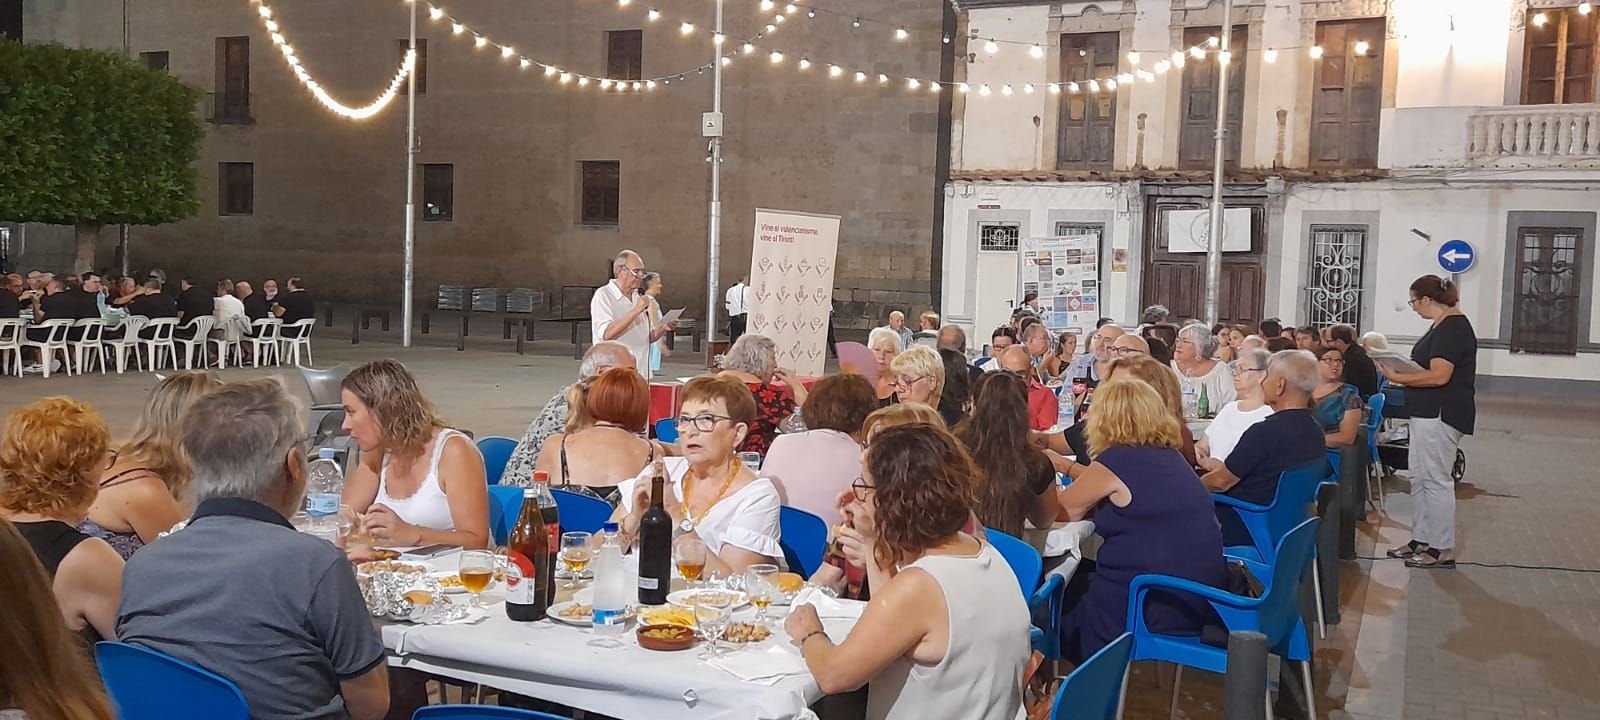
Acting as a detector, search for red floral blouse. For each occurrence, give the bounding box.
[740,381,796,457]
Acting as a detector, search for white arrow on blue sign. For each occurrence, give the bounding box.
[1437,239,1475,274]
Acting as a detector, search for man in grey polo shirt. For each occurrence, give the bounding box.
[117,379,389,720]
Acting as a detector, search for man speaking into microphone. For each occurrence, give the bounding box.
[592,249,676,371]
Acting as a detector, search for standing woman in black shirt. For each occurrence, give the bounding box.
[1383,275,1476,569]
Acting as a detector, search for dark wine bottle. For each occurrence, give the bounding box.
[637,468,672,606]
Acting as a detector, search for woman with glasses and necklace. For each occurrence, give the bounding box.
[1171,322,1236,416]
[612,375,782,576]
[1311,345,1364,449]
[1196,348,1275,470]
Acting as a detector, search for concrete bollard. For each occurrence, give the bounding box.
[1224,630,1269,720]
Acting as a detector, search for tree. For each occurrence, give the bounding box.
[0,41,203,273]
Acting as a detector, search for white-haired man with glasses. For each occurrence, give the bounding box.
[592,249,676,372]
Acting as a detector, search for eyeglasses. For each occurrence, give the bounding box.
[1109,346,1144,356]
[1319,357,1345,365]
[890,375,926,389]
[627,267,649,278]
[850,477,875,501]
[1406,297,1420,307]
[1228,362,1266,377]
[675,413,733,433]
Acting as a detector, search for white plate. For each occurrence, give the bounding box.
[428,570,495,595]
[547,601,595,627]
[667,589,749,610]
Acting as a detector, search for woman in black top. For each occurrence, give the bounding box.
[1382,275,1476,569]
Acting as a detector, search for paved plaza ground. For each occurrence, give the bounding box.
[4,319,1597,720]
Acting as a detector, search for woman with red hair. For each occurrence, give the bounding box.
[535,366,665,505]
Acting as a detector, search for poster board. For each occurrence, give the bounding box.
[1018,234,1100,335]
[747,208,841,377]
[1166,208,1252,253]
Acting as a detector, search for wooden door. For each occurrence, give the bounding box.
[1057,32,1119,170]
[216,37,251,119]
[1310,19,1384,168]
[1179,26,1247,170]
[1141,196,1266,325]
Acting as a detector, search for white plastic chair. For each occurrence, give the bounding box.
[69,318,107,374]
[0,319,24,378]
[173,316,215,369]
[247,318,282,367]
[279,318,316,367]
[210,331,243,369]
[139,318,179,371]
[103,315,150,374]
[21,319,74,378]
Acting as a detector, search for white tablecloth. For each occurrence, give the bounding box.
[380,555,858,719]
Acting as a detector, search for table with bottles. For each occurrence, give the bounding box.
[377,548,856,720]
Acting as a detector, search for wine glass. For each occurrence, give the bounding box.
[675,536,708,589]
[560,531,593,591]
[458,549,495,608]
[744,564,779,627]
[693,590,735,660]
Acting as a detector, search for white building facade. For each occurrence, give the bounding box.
[941,0,1600,392]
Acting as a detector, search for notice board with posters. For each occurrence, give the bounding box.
[1017,234,1100,335]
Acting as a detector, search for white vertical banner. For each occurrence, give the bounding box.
[747,208,841,377]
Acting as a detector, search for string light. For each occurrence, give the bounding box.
[742,42,755,54]
[1263,48,1278,64]
[1532,12,1548,27]
[851,17,860,29]
[797,58,810,70]
[1047,83,1060,95]
[253,0,413,120]
[1030,44,1044,59]
[680,21,694,34]
[895,27,909,41]
[1001,83,1013,96]
[1353,40,1370,55]
[1173,53,1186,68]
[770,50,784,63]
[854,71,866,82]
[1309,45,1325,59]
[760,0,774,10]
[829,64,842,77]
[978,83,991,96]
[1104,79,1116,90]
[957,82,969,93]
[428,6,442,20]
[1217,50,1230,65]
[1022,82,1034,93]
[1155,59,1171,73]
[984,39,999,54]
[1582,3,1593,16]
[785,4,796,13]
[473,34,488,48]
[878,73,888,84]
[500,45,514,58]
[1189,46,1205,60]
[1206,36,1219,48]
[1126,51,1139,64]
[647,9,660,21]
[907,78,920,89]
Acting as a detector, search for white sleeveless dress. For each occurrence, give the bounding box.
[865,542,1030,720]
[374,428,471,531]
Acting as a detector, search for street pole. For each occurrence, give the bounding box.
[1203,0,1233,326]
[704,0,724,352]
[402,0,418,347]
[120,0,130,277]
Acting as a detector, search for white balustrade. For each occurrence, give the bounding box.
[1467,105,1600,165]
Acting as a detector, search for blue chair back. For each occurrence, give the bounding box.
[654,418,678,444]
[1365,393,1385,462]
[1257,518,1322,650]
[96,641,249,720]
[1267,463,1328,551]
[475,436,517,486]
[414,706,566,720]
[487,485,525,545]
[987,529,1043,596]
[552,487,614,535]
[1050,632,1133,720]
[778,505,828,577]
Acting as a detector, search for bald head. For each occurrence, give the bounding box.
[1111,333,1150,357]
[579,340,636,378]
[1241,335,1267,351]
[999,346,1032,373]
[1263,349,1318,409]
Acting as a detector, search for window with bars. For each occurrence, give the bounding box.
[422,163,453,221]
[580,161,621,226]
[978,222,1020,252]
[1522,7,1597,105]
[397,39,427,94]
[1305,225,1366,328]
[1511,226,1584,355]
[607,30,644,82]
[219,162,254,216]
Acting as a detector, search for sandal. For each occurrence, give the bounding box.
[1405,548,1456,569]
[1386,540,1426,559]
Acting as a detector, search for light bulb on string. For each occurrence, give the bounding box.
[264,18,278,32]
[765,24,776,33]
[1001,84,1013,95]
[770,51,783,64]
[1155,59,1171,73]
[1218,50,1231,65]
[760,0,773,10]
[1173,53,1186,68]
[1263,48,1278,64]
[1118,73,1133,83]
[647,80,656,90]
[600,78,612,89]
[545,65,557,76]
[1047,83,1061,94]
[1105,79,1117,90]
[518,58,530,70]
[713,32,725,45]
[632,81,642,91]
[878,73,888,84]
[559,72,571,83]
[1532,12,1548,27]
[773,14,785,24]
[473,35,488,48]
[1189,46,1205,60]
[428,7,443,20]
[957,82,969,93]
[1309,45,1324,59]
[929,81,940,93]
[798,58,810,70]
[501,45,514,58]
[1086,79,1098,92]
[1126,51,1139,64]
[451,22,465,35]
[1023,83,1034,93]
[1353,40,1370,55]
[978,83,991,96]
[257,4,271,18]
[896,28,909,40]
[907,78,920,89]
[742,42,754,54]
[829,64,842,77]
[271,31,285,45]
[807,9,816,18]
[852,17,860,29]
[1582,2,1593,16]
[1030,44,1044,59]
[785,3,796,13]
[680,22,694,34]
[1067,82,1079,93]
[984,39,999,54]
[618,0,630,6]
[943,34,951,44]
[647,9,660,21]
[854,71,866,82]
[1207,36,1219,48]
[577,76,589,86]
[721,56,731,66]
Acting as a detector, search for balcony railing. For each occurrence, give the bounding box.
[204,92,255,125]
[1467,104,1600,166]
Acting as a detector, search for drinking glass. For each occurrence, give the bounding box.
[738,451,763,474]
[458,549,495,608]
[675,536,708,588]
[693,590,735,660]
[744,564,779,627]
[560,531,593,590]
[339,505,373,557]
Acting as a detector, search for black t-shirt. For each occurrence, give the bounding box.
[1407,314,1477,435]
[128,293,178,319]
[277,291,314,324]
[177,286,213,321]
[242,292,270,320]
[0,288,19,319]
[1342,345,1380,399]
[1218,407,1326,546]
[38,291,80,322]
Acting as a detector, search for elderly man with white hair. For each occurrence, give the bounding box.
[502,341,637,488]
[1201,349,1328,546]
[591,249,675,372]
[883,310,913,348]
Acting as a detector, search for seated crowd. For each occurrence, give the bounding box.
[0,303,1381,719]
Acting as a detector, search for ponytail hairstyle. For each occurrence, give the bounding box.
[1409,274,1460,307]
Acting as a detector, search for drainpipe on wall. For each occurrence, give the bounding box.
[929,0,958,314]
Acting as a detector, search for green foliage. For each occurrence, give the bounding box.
[0,41,203,226]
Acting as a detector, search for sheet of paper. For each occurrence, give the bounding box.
[1371,351,1424,374]
[655,307,686,331]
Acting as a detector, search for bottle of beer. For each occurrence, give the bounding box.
[637,463,673,606]
[506,487,555,622]
[531,470,561,557]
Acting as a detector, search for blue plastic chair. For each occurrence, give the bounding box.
[414,706,565,720]
[1126,517,1321,719]
[552,487,614,535]
[654,418,678,444]
[777,505,828,578]
[96,641,249,720]
[474,436,517,486]
[1049,632,1134,720]
[487,485,525,545]
[1364,393,1387,510]
[1214,462,1326,573]
[988,529,1067,661]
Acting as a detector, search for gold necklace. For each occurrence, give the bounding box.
[680,457,740,533]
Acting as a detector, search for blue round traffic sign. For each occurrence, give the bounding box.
[1437,240,1475,274]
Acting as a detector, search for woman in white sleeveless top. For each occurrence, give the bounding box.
[339,360,490,554]
[786,424,1029,720]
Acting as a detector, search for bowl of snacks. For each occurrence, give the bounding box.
[636,624,696,651]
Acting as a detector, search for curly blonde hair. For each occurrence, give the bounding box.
[0,398,111,518]
[120,371,222,501]
[342,359,446,461]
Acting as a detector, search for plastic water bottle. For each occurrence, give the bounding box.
[1181,384,1199,421]
[1056,386,1075,429]
[304,449,344,529]
[591,522,628,638]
